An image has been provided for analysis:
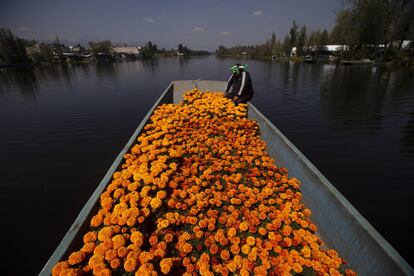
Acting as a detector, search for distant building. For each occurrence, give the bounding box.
[291,45,350,57]
[68,45,85,53]
[24,46,40,57]
[112,46,140,56]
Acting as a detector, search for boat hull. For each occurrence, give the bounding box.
[41,80,413,275]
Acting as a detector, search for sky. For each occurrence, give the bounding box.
[1,0,343,51]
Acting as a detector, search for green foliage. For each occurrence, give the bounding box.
[0,27,30,64]
[89,40,112,56]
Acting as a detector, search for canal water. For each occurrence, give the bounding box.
[1,56,413,274]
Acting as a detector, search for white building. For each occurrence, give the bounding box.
[112,46,141,55]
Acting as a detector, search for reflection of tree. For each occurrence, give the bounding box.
[319,66,387,132]
[401,111,414,154]
[0,68,38,100]
[96,62,117,81]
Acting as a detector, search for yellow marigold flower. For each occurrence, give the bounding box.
[150,197,162,209]
[239,221,249,232]
[227,227,237,237]
[258,227,267,236]
[292,263,303,273]
[160,258,173,274]
[241,244,251,255]
[130,231,144,246]
[301,246,311,258]
[246,236,256,246]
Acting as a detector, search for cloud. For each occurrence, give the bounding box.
[17,26,29,32]
[253,10,262,16]
[193,27,205,33]
[143,17,155,23]
[220,31,230,36]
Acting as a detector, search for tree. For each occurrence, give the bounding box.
[330,10,357,45]
[289,20,299,48]
[89,40,112,55]
[270,32,277,55]
[0,27,30,64]
[319,29,329,46]
[282,35,291,56]
[297,25,307,56]
[178,43,184,54]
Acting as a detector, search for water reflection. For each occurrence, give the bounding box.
[0,67,39,99]
[1,57,414,274]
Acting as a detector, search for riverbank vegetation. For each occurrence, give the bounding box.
[0,28,209,67]
[217,0,414,66]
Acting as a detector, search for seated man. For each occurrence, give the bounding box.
[224,63,254,105]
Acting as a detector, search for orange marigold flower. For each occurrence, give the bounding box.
[246,236,256,246]
[112,234,126,249]
[258,227,267,236]
[91,214,103,227]
[83,231,97,243]
[160,258,173,274]
[81,242,96,254]
[150,197,162,209]
[282,225,292,236]
[110,258,121,270]
[210,244,219,255]
[164,233,174,243]
[117,247,128,258]
[68,251,85,265]
[130,231,144,246]
[227,227,237,237]
[241,244,251,255]
[52,261,69,276]
[239,221,249,232]
[220,249,230,261]
[88,254,104,270]
[124,258,137,272]
[105,249,117,262]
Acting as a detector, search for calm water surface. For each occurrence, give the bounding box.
[1,56,413,274]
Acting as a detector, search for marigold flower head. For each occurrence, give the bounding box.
[246,236,256,246]
[124,258,137,272]
[239,221,249,232]
[160,258,173,274]
[52,261,69,276]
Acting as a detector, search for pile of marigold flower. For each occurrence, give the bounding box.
[53,89,356,276]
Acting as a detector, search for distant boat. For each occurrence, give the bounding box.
[304,55,315,63]
[342,59,374,65]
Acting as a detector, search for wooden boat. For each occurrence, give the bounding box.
[40,80,413,275]
[303,55,315,63]
[342,59,374,65]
